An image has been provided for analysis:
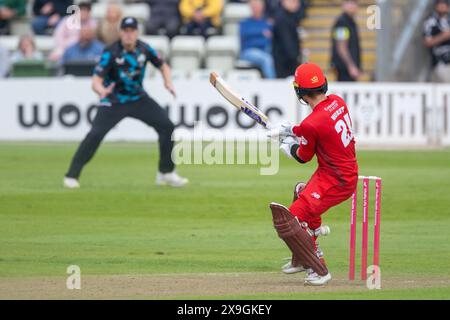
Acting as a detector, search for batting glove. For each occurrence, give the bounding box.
[280,136,299,159]
[267,122,294,141]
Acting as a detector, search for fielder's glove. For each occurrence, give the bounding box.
[280,135,299,159]
[267,122,294,141]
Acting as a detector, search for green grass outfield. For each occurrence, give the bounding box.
[0,142,449,299]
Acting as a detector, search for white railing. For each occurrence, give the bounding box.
[436,85,450,146]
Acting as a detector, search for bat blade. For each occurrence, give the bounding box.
[210,72,271,129]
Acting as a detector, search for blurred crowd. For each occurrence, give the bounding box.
[424,0,450,83]
[1,0,449,83]
[0,0,310,79]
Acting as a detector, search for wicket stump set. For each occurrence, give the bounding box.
[349,176,382,281]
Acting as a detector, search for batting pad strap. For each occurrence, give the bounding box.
[270,203,328,276]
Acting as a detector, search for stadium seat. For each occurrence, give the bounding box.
[170,36,205,72]
[0,36,19,52]
[34,36,56,55]
[223,3,251,36]
[92,3,150,23]
[124,3,151,22]
[141,35,170,60]
[190,69,216,81]
[11,18,33,36]
[205,36,239,72]
[91,3,109,20]
[143,35,170,78]
[226,69,261,82]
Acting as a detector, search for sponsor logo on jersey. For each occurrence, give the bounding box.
[138,54,146,64]
[115,57,125,65]
[324,100,339,112]
[300,136,308,145]
[311,192,321,199]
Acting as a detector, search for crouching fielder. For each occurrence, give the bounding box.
[269,63,358,286]
[64,17,188,188]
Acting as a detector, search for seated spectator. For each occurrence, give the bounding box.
[62,26,104,64]
[239,0,275,79]
[0,44,10,77]
[0,0,26,35]
[145,0,180,38]
[51,2,97,61]
[10,35,44,63]
[424,0,450,83]
[98,3,123,46]
[32,0,73,35]
[179,0,223,38]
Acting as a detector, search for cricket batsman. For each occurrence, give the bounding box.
[269,63,358,286]
[64,17,188,189]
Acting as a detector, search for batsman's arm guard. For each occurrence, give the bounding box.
[270,203,328,276]
[290,145,306,164]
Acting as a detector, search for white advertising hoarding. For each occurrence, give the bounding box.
[0,78,297,141]
[0,78,449,146]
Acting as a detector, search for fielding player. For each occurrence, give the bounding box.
[64,17,188,189]
[269,63,358,286]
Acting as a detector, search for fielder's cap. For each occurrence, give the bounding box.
[120,17,138,30]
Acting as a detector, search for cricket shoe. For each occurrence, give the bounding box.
[304,269,332,286]
[280,221,330,275]
[156,171,189,187]
[281,242,326,275]
[282,257,306,274]
[63,177,80,189]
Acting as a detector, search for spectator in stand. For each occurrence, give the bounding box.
[32,0,73,35]
[10,35,44,63]
[424,0,450,83]
[264,0,308,21]
[331,0,361,82]
[239,0,275,79]
[50,2,97,61]
[0,0,26,35]
[98,3,123,46]
[273,0,301,78]
[179,0,223,37]
[0,44,10,77]
[62,26,104,64]
[145,0,180,38]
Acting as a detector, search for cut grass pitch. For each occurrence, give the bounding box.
[0,142,449,299]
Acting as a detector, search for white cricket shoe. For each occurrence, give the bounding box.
[282,260,306,274]
[156,171,189,187]
[304,269,332,286]
[63,177,80,189]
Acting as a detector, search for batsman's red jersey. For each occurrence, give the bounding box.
[289,94,359,230]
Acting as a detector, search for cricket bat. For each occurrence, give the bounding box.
[209,72,272,129]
